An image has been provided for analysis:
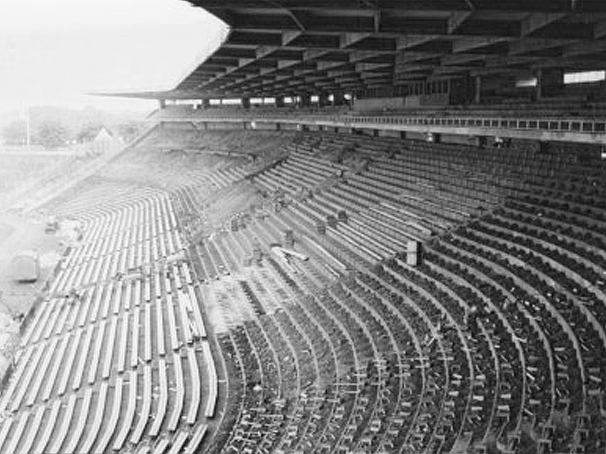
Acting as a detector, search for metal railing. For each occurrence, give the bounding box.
[152,107,606,136]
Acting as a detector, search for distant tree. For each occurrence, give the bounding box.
[77,122,103,143]
[2,120,28,146]
[116,121,144,143]
[36,121,68,149]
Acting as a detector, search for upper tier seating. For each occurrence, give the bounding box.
[152,128,605,453]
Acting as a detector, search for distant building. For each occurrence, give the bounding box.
[91,126,123,154]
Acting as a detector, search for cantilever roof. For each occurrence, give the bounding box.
[114,0,606,99]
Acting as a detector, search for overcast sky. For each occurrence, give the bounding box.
[0,0,227,113]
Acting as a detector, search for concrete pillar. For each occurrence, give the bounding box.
[477,136,488,148]
[318,93,330,107]
[333,92,346,106]
[300,94,312,108]
[535,69,544,101]
[536,69,564,100]
[158,99,166,109]
[241,97,251,109]
[474,75,482,104]
[426,132,441,143]
[275,96,285,108]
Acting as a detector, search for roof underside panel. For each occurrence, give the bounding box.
[126,0,606,99]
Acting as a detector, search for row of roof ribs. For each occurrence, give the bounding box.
[119,1,606,100]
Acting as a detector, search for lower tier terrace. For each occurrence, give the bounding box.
[0,127,604,453]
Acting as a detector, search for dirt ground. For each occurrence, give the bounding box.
[0,211,64,377]
[0,211,63,318]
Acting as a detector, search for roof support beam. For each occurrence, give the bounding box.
[396,35,439,51]
[303,49,331,61]
[317,61,345,71]
[256,0,305,31]
[282,30,302,46]
[509,38,572,55]
[484,55,536,67]
[563,39,606,57]
[328,69,354,78]
[520,13,566,36]
[341,33,373,48]
[453,36,510,53]
[395,63,433,74]
[356,63,392,71]
[350,50,390,63]
[448,12,473,34]
[256,46,279,59]
[374,10,381,33]
[532,56,606,68]
[278,60,299,70]
[595,19,606,39]
[462,0,476,10]
[238,58,255,67]
[441,53,484,66]
[395,51,442,64]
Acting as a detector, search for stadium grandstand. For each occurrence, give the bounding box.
[2,1,606,453]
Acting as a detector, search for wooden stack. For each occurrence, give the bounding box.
[284,229,295,247]
[406,240,419,266]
